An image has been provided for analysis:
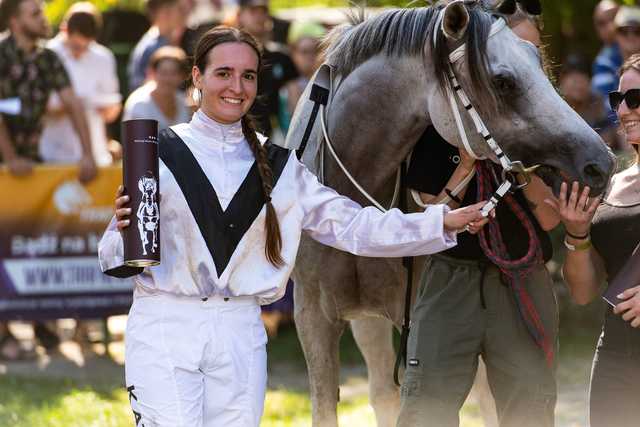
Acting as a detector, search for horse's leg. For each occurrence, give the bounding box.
[350,317,399,427]
[294,279,346,427]
[468,356,498,427]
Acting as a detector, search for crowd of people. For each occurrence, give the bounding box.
[0,0,325,358]
[1,0,640,426]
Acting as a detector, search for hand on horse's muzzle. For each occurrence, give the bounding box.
[444,201,493,234]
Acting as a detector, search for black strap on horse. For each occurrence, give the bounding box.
[393,160,414,387]
[296,64,330,160]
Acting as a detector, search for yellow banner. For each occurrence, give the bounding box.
[0,165,132,320]
[0,165,120,226]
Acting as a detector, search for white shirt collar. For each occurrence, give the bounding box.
[191,109,245,145]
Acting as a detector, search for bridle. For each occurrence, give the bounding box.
[435,11,539,215]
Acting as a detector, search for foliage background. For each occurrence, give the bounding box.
[43,0,640,67]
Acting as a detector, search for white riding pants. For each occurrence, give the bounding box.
[124,293,268,427]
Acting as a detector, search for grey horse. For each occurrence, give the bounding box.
[284,2,615,426]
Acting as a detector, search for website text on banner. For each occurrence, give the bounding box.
[0,166,132,321]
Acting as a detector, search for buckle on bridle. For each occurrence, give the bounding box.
[502,161,540,190]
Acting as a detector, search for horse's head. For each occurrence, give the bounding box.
[427,0,614,196]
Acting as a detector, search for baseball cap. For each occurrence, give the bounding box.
[615,6,640,28]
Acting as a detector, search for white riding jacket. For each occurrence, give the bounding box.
[98,110,457,304]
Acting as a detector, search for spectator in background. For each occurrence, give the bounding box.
[560,54,622,151]
[236,0,297,137]
[127,0,183,92]
[0,0,96,359]
[592,0,622,101]
[123,46,191,131]
[615,6,640,62]
[278,20,325,134]
[40,2,122,167]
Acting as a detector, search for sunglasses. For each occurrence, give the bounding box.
[609,89,640,111]
[496,0,542,16]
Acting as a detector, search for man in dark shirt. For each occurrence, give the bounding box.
[0,0,96,180]
[397,126,560,427]
[236,0,297,136]
[396,12,560,427]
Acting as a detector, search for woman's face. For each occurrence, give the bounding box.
[618,68,640,145]
[292,37,319,78]
[152,59,185,92]
[193,42,259,124]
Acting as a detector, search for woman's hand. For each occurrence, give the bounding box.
[115,185,131,232]
[613,285,640,328]
[444,201,491,234]
[544,181,600,236]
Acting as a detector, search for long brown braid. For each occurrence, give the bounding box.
[193,26,284,267]
[241,116,284,267]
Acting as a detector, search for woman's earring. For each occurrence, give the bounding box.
[192,88,201,105]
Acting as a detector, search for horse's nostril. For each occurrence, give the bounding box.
[583,163,606,189]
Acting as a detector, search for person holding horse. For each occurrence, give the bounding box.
[397,8,561,427]
[99,26,491,427]
[550,53,640,427]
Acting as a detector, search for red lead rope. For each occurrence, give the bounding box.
[476,161,554,367]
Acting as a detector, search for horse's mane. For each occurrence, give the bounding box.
[323,2,499,113]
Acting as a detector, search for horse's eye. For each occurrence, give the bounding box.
[492,73,517,93]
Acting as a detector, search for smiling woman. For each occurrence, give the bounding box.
[556,53,640,427]
[192,36,259,125]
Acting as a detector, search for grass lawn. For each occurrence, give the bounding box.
[0,311,600,426]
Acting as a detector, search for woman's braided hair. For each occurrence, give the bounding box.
[194,26,284,267]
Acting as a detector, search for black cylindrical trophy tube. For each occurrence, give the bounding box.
[122,119,160,267]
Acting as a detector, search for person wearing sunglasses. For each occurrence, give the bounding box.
[548,54,640,427]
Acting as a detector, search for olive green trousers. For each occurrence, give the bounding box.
[397,254,558,427]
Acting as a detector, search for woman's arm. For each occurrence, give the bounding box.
[295,154,488,258]
[563,237,607,305]
[546,182,606,304]
[417,149,490,233]
[419,148,475,209]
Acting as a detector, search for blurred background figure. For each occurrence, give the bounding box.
[614,5,640,62]
[236,0,297,138]
[0,0,96,360]
[123,46,191,131]
[278,20,325,134]
[127,0,183,92]
[40,2,122,167]
[560,53,623,151]
[592,0,621,101]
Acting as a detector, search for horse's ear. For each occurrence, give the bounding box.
[441,0,470,41]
